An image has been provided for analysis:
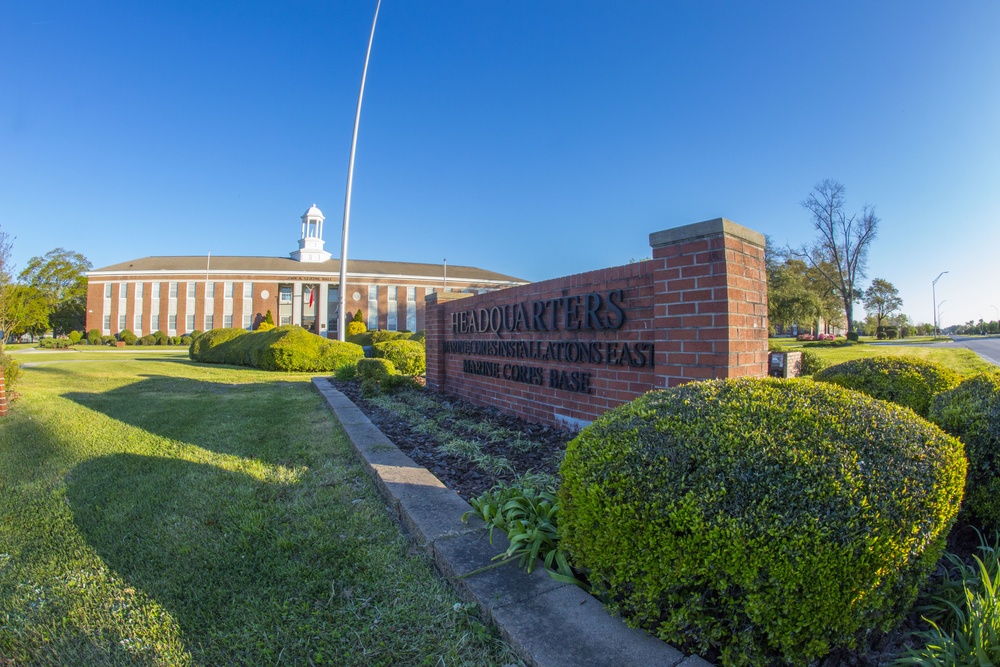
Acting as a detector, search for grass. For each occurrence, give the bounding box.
[769,338,993,376]
[0,350,520,666]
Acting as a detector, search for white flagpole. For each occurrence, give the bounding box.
[338,0,381,341]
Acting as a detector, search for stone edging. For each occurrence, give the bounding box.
[311,378,712,667]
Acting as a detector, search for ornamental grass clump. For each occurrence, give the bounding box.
[813,355,961,417]
[930,371,1000,530]
[558,378,967,667]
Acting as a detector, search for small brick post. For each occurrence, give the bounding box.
[649,218,768,386]
[0,365,7,417]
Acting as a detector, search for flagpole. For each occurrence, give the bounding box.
[337,0,381,341]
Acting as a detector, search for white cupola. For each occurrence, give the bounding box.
[290,203,333,262]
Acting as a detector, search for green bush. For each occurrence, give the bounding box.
[346,331,373,347]
[256,321,275,332]
[189,328,249,361]
[333,363,357,382]
[168,336,181,345]
[799,349,827,375]
[381,373,421,393]
[189,329,204,341]
[153,330,168,345]
[813,355,961,417]
[360,377,380,398]
[180,335,193,346]
[102,335,117,346]
[370,330,410,344]
[38,338,72,349]
[357,358,396,382]
[409,330,426,344]
[847,331,860,342]
[190,326,364,372]
[138,334,157,346]
[346,320,367,336]
[558,378,966,667]
[118,329,137,345]
[372,339,425,376]
[68,330,83,344]
[87,329,102,345]
[930,372,1000,530]
[2,352,22,394]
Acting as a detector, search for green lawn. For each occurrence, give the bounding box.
[0,350,520,666]
[769,338,993,376]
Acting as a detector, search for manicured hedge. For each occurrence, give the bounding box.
[372,339,425,376]
[812,355,961,416]
[930,371,1000,530]
[559,378,966,667]
[190,326,363,372]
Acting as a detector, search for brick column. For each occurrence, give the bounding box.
[0,366,7,417]
[650,218,768,386]
[423,291,473,391]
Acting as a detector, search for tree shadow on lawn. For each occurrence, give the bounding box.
[65,453,358,665]
[63,375,325,468]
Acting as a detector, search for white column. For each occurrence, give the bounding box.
[292,281,303,326]
[318,283,329,337]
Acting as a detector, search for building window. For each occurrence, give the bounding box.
[243,314,252,330]
[279,286,292,303]
[104,283,112,298]
[103,314,111,334]
[151,314,159,332]
[225,282,234,298]
[151,283,160,299]
[186,282,196,299]
[118,314,126,332]
[224,314,233,328]
[328,288,339,332]
[387,285,398,331]
[186,314,195,332]
[134,313,143,333]
[205,314,214,330]
[168,314,177,333]
[367,285,378,330]
[280,315,291,326]
[406,286,416,332]
[243,282,253,299]
[169,282,178,299]
[206,282,215,298]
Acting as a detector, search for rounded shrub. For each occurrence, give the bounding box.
[409,330,426,344]
[87,328,102,345]
[812,355,961,417]
[370,330,410,344]
[189,329,204,341]
[346,320,367,337]
[138,334,157,346]
[372,339,425,376]
[559,378,966,667]
[189,327,249,361]
[153,330,169,345]
[930,371,1000,530]
[118,329,137,345]
[256,321,275,332]
[68,330,83,345]
[252,328,364,372]
[357,358,395,382]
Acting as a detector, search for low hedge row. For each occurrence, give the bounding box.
[190,326,364,372]
[930,371,1000,531]
[812,355,961,417]
[559,378,966,667]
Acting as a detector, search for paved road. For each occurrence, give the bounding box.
[945,335,1000,367]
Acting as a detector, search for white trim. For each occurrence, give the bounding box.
[86,271,524,286]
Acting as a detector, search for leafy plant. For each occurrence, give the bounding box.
[814,355,961,417]
[896,553,1000,666]
[915,529,1000,630]
[464,477,580,587]
[799,349,827,375]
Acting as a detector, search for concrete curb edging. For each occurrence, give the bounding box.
[312,378,713,667]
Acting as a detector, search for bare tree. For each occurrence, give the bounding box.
[792,180,879,337]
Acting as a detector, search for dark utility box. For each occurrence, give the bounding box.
[768,351,802,378]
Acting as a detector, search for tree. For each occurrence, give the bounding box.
[0,227,22,349]
[7,285,50,341]
[19,248,92,335]
[793,180,879,337]
[863,278,903,330]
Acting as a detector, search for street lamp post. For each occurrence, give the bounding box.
[932,271,949,338]
[337,0,381,342]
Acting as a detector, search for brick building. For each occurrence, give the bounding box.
[85,205,526,338]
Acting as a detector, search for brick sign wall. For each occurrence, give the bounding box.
[425,218,768,430]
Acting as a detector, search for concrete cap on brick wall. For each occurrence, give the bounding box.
[425,291,476,304]
[649,218,765,249]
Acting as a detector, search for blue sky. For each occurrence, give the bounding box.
[2,1,998,327]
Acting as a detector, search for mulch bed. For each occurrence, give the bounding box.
[329,379,573,501]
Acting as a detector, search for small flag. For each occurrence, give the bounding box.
[307,288,314,308]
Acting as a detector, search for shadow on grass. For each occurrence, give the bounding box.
[63,375,322,466]
[64,452,354,664]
